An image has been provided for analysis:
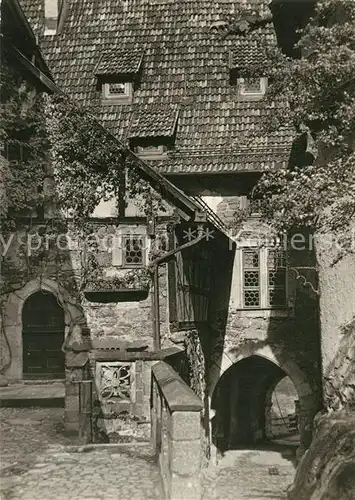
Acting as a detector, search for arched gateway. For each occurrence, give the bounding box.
[209,347,319,457]
[22,291,65,379]
[211,356,297,450]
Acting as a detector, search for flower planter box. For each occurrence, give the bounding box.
[84,288,149,303]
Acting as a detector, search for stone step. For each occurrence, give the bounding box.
[0,381,65,408]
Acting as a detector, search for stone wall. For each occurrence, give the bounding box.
[204,227,322,458]
[316,226,355,411]
[288,411,355,500]
[0,221,170,381]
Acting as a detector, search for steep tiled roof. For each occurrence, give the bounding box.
[230,38,268,71]
[94,49,144,76]
[129,104,179,139]
[20,0,294,174]
[19,0,43,36]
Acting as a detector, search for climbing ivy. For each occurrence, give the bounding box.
[0,55,49,227]
[45,94,125,222]
[0,57,167,308]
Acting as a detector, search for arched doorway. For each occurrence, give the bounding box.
[211,355,300,452]
[22,291,65,379]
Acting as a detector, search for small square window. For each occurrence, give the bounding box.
[122,235,146,267]
[108,83,127,95]
[102,82,132,103]
[238,77,267,98]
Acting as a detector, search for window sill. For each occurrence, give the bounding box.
[137,153,168,161]
[238,93,265,102]
[84,288,149,303]
[101,97,132,105]
[235,308,292,318]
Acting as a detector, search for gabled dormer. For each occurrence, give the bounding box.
[129,104,179,160]
[229,39,268,101]
[94,49,144,105]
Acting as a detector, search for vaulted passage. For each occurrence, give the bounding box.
[22,292,65,379]
[211,356,300,452]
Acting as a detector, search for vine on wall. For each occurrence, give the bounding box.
[0,51,170,375]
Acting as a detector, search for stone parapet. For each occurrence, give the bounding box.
[152,361,203,500]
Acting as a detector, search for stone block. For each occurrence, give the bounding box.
[169,411,200,441]
[135,360,143,373]
[66,367,84,383]
[135,375,143,390]
[171,439,201,475]
[65,382,79,396]
[64,409,79,425]
[65,395,79,413]
[136,389,144,404]
[170,474,201,500]
[64,420,79,434]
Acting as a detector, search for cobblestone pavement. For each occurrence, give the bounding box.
[0,408,163,500]
[1,408,296,500]
[202,448,296,500]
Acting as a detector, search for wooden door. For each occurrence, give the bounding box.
[22,291,65,379]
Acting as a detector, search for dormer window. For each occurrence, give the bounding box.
[129,104,179,159]
[229,41,269,100]
[238,77,268,99]
[94,49,143,105]
[102,82,133,102]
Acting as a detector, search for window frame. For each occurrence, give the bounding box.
[237,77,268,99]
[136,145,168,160]
[102,82,133,104]
[112,226,148,268]
[242,248,261,308]
[266,248,287,308]
[237,244,288,310]
[121,233,146,268]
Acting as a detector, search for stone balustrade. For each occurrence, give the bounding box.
[151,361,203,500]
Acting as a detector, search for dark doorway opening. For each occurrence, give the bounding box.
[22,291,65,379]
[211,355,300,453]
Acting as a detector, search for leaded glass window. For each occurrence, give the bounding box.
[267,249,287,307]
[122,235,145,267]
[241,247,287,309]
[108,83,126,95]
[243,249,260,307]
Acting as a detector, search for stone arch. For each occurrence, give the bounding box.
[208,344,318,460]
[209,344,313,401]
[1,278,85,380]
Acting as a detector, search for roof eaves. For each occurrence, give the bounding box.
[4,0,52,78]
[8,43,59,93]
